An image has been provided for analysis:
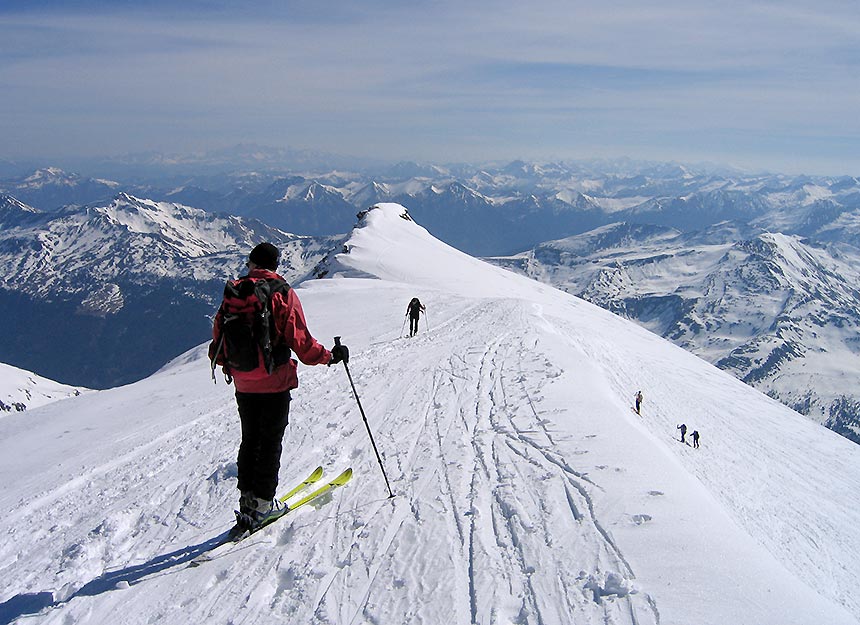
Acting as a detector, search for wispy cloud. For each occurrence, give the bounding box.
[1,0,859,173]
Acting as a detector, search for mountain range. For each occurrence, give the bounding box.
[4,158,860,255]
[3,156,860,445]
[0,193,336,388]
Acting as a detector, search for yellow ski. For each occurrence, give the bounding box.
[279,465,324,503]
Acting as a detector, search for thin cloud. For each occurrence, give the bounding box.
[1,1,858,174]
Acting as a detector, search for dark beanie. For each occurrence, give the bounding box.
[249,242,279,270]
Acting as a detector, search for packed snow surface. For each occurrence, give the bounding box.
[1,203,859,625]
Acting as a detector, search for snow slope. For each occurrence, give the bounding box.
[1,204,858,625]
[485,222,860,442]
[0,363,87,415]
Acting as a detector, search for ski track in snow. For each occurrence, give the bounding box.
[296,298,658,625]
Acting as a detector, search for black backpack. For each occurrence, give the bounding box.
[210,276,291,381]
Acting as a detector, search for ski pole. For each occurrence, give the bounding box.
[424,310,431,331]
[400,314,407,338]
[334,336,395,499]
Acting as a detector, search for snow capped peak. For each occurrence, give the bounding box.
[735,231,821,274]
[87,193,220,254]
[24,166,69,182]
[0,194,39,213]
[113,190,140,204]
[0,192,319,303]
[329,203,551,299]
[15,167,119,193]
[0,194,42,229]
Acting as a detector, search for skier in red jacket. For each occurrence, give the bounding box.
[211,242,348,530]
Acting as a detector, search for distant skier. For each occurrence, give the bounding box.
[210,242,349,532]
[692,430,700,448]
[406,297,426,337]
[634,390,643,415]
[677,423,687,444]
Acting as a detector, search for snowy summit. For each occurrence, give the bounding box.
[1,203,859,625]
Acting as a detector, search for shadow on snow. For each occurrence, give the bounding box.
[0,530,230,625]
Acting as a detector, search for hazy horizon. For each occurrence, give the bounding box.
[0,143,812,179]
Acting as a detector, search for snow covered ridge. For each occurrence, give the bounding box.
[0,192,328,296]
[0,191,338,305]
[0,168,122,213]
[1,202,859,624]
[325,203,563,299]
[0,362,87,414]
[485,222,860,444]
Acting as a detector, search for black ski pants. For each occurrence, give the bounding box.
[235,390,291,501]
[409,314,419,335]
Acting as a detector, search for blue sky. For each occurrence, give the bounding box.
[1,0,859,174]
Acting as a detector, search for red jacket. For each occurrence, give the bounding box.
[212,269,332,393]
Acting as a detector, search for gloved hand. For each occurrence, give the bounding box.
[329,343,349,366]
